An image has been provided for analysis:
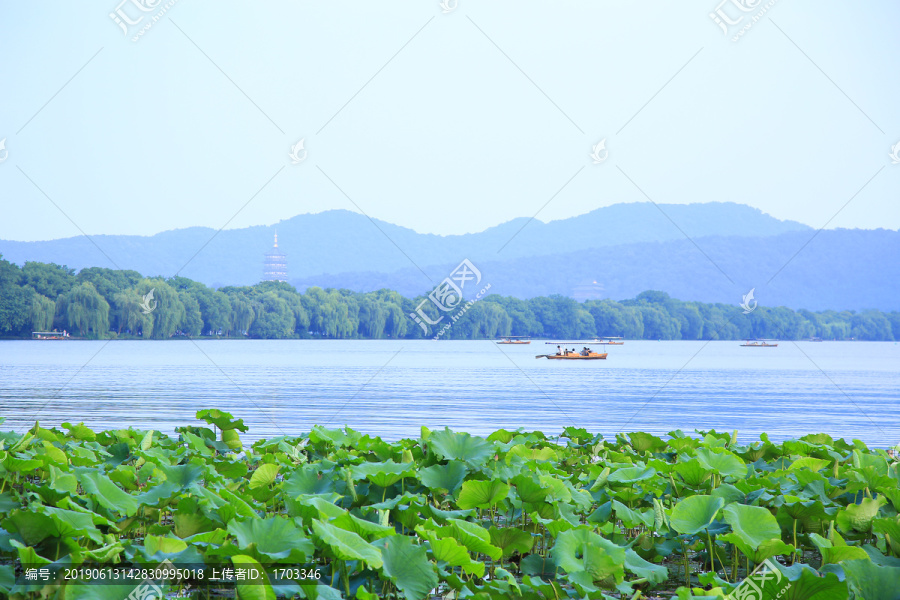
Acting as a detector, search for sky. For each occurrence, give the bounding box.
[0,1,898,242]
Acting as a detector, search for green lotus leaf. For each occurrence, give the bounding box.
[673,458,712,487]
[228,516,314,562]
[144,534,188,555]
[506,444,558,463]
[723,503,781,549]
[61,422,96,441]
[551,527,626,591]
[788,456,831,472]
[669,495,725,535]
[488,526,534,557]
[874,518,900,557]
[309,425,361,448]
[417,460,468,493]
[512,473,551,504]
[249,463,280,489]
[629,432,667,453]
[457,479,509,510]
[373,535,438,600]
[331,512,396,541]
[196,409,249,432]
[352,460,415,488]
[417,529,484,576]
[427,429,494,467]
[836,496,887,534]
[538,474,572,503]
[436,518,501,560]
[842,559,900,600]
[486,429,516,443]
[807,533,869,564]
[156,462,206,490]
[281,465,334,496]
[75,469,139,517]
[612,500,654,528]
[232,554,276,600]
[695,447,746,479]
[311,519,383,569]
[606,465,656,484]
[624,548,667,584]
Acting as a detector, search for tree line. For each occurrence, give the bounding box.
[1,255,898,341]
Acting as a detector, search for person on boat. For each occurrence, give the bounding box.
[557,345,562,356]
[581,347,589,356]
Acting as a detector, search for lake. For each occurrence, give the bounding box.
[1,340,898,446]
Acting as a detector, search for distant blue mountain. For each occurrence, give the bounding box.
[0,202,809,289]
[291,229,900,312]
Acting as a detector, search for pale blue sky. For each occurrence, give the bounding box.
[1,1,898,242]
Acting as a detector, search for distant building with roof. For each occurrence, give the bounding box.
[262,233,287,282]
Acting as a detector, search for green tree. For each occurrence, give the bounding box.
[112,290,151,336]
[178,291,203,336]
[57,282,109,338]
[0,256,31,336]
[30,293,55,332]
[135,279,184,339]
[22,262,75,298]
[249,292,294,338]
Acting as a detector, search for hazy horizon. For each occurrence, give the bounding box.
[0,200,846,244]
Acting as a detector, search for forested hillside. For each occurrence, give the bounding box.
[1,256,897,341]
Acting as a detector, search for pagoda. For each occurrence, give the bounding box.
[262,233,287,282]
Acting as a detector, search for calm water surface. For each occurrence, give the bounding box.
[1,340,897,446]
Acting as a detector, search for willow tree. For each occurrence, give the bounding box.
[229,296,255,335]
[113,291,151,336]
[30,293,55,332]
[178,291,203,336]
[59,282,109,338]
[135,279,184,339]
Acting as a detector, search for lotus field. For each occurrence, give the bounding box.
[1,412,900,599]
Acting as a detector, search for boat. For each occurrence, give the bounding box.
[741,339,778,347]
[536,347,607,360]
[593,336,625,345]
[497,336,531,345]
[32,331,71,340]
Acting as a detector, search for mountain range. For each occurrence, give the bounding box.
[2,202,897,310]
